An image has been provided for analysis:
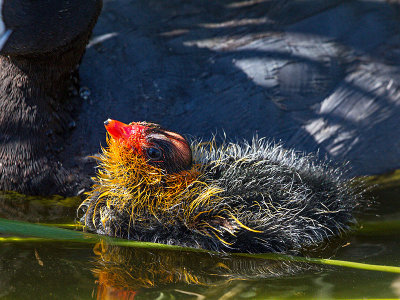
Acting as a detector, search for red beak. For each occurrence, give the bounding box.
[104,119,132,142]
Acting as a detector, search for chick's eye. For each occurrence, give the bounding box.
[146,147,162,160]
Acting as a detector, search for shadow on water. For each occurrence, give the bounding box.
[78,0,400,177]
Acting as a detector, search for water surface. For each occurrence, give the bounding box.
[0,175,399,299]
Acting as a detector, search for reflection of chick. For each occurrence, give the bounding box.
[80,119,362,253]
[92,241,318,292]
[92,241,210,290]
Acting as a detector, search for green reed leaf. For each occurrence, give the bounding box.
[1,217,399,274]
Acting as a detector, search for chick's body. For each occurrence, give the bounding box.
[80,120,361,254]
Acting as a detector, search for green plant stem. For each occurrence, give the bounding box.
[1,217,399,274]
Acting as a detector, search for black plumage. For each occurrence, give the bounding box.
[80,121,363,254]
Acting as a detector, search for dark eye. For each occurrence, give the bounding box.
[146,147,162,160]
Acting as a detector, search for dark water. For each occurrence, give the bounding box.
[1,175,400,299]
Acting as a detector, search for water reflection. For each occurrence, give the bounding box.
[1,176,400,298]
[0,191,80,223]
[91,240,323,299]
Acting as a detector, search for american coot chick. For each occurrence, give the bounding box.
[80,119,362,253]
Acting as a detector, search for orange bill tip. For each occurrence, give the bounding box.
[104,119,131,141]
